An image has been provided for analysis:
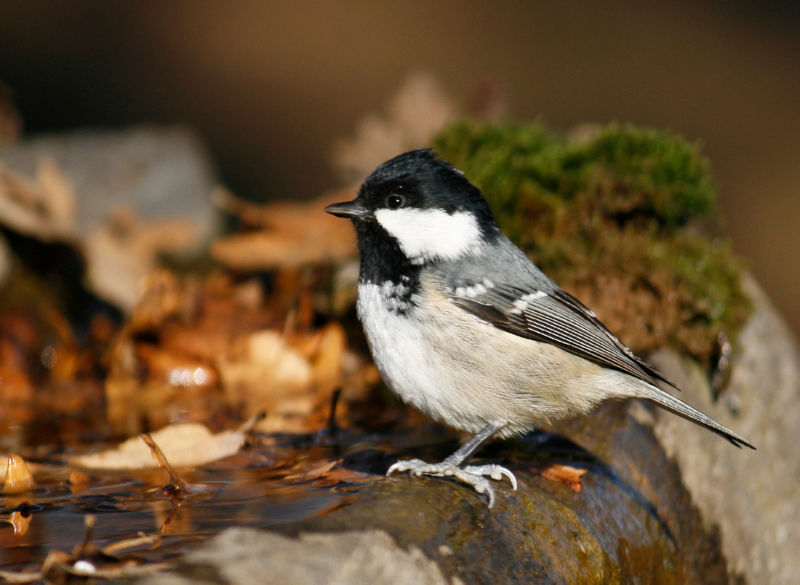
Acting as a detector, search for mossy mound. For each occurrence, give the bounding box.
[432,120,751,366]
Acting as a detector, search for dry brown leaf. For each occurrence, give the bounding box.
[217,323,348,433]
[211,188,356,270]
[310,322,346,395]
[68,421,247,470]
[84,208,199,313]
[3,453,38,493]
[284,459,372,487]
[6,511,32,536]
[68,470,92,494]
[104,271,283,435]
[159,323,233,365]
[217,329,314,412]
[314,465,373,487]
[0,337,35,404]
[537,463,588,493]
[128,269,200,331]
[283,458,371,487]
[136,344,219,388]
[0,568,43,583]
[0,159,76,242]
[284,459,339,481]
[36,157,76,232]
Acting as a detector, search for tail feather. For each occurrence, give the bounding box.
[637,385,755,450]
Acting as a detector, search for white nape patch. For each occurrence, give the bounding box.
[510,290,547,314]
[375,208,482,263]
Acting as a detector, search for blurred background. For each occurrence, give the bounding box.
[0,0,798,336]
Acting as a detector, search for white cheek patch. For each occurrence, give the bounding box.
[375,208,482,262]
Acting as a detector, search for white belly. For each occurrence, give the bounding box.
[357,281,633,438]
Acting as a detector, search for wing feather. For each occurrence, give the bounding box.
[448,282,673,387]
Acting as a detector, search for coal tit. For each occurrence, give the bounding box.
[326,149,754,508]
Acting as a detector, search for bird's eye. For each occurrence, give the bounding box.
[385,194,405,210]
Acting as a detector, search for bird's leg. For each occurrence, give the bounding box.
[387,421,517,508]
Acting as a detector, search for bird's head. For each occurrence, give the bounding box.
[326,149,500,265]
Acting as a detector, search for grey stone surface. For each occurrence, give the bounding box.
[0,125,217,239]
[648,275,800,585]
[139,528,453,585]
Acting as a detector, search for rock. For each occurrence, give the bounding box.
[644,276,800,585]
[133,529,453,585]
[0,126,217,239]
[0,126,218,311]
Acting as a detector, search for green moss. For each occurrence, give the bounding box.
[432,119,751,365]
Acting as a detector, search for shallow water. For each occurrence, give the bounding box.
[0,435,372,575]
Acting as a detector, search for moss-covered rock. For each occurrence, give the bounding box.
[432,120,751,365]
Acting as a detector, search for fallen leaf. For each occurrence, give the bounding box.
[284,459,339,481]
[0,568,43,583]
[310,322,346,395]
[211,189,356,270]
[84,208,199,313]
[137,344,219,388]
[217,329,314,414]
[283,458,372,487]
[104,270,286,436]
[0,159,76,242]
[68,470,92,494]
[536,463,588,493]
[68,421,249,470]
[6,511,32,536]
[127,269,201,331]
[3,453,38,493]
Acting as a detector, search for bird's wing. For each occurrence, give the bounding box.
[447,280,672,387]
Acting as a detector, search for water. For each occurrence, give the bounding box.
[0,435,372,574]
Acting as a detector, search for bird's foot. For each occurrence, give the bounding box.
[386,458,517,508]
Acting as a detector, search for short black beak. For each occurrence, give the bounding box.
[325,200,370,219]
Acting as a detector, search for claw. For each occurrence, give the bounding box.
[465,464,518,490]
[488,465,517,490]
[387,459,427,477]
[386,459,517,508]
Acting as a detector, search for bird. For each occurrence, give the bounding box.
[325,148,755,507]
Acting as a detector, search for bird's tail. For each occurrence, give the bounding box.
[636,385,755,449]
